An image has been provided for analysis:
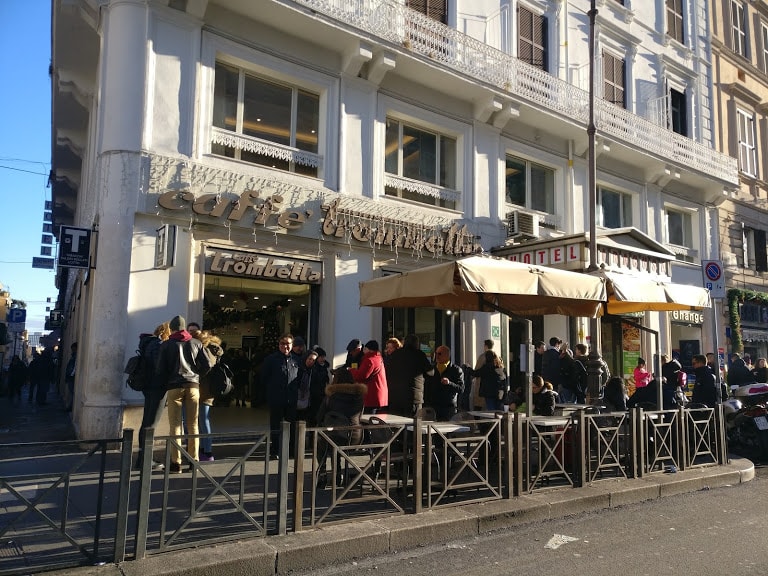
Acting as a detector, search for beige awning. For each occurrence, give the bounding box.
[359,256,607,318]
[598,270,711,314]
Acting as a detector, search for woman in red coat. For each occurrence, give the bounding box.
[349,340,388,413]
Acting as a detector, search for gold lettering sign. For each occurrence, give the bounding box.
[206,250,322,284]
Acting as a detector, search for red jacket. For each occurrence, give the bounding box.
[349,351,388,408]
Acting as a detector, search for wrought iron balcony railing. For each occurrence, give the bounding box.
[287,0,738,185]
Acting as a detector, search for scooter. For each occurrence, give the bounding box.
[724,384,768,461]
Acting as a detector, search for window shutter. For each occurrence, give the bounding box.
[407,0,447,24]
[756,229,768,272]
[518,6,547,71]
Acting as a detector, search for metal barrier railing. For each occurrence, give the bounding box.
[0,430,133,576]
[133,426,276,558]
[0,404,730,569]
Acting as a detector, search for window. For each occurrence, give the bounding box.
[744,227,768,271]
[731,0,748,57]
[597,187,632,229]
[518,6,548,71]
[407,0,447,23]
[505,155,555,214]
[762,22,768,74]
[603,52,626,108]
[666,208,694,263]
[737,108,757,176]
[384,118,458,209]
[670,88,687,136]
[211,61,320,177]
[666,0,684,44]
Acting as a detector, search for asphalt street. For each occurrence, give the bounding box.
[297,464,768,576]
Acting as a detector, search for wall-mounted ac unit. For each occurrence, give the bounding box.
[506,210,540,238]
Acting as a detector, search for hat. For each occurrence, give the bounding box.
[293,336,306,347]
[346,338,361,352]
[312,345,327,357]
[170,315,186,331]
[364,340,379,352]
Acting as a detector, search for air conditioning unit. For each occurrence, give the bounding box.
[506,210,540,238]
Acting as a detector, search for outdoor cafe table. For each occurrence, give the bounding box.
[359,414,413,425]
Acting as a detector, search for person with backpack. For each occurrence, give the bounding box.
[135,322,170,471]
[195,330,224,462]
[157,315,212,473]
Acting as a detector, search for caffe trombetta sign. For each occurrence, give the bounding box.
[158,190,481,257]
[206,249,323,285]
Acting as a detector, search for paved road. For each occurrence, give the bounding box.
[299,465,768,576]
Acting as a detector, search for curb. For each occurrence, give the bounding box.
[50,457,754,576]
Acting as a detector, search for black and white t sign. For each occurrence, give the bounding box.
[59,226,92,269]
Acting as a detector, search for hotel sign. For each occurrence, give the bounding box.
[507,243,581,266]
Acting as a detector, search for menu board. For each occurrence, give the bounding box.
[622,322,641,395]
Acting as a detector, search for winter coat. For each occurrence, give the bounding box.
[560,354,587,402]
[349,350,388,408]
[262,350,300,408]
[692,365,718,408]
[728,358,754,387]
[541,348,562,387]
[753,366,768,384]
[316,381,367,445]
[661,359,682,385]
[425,362,464,420]
[603,381,628,412]
[633,366,651,388]
[157,330,211,390]
[478,362,508,400]
[385,346,433,415]
[532,388,557,416]
[198,338,224,406]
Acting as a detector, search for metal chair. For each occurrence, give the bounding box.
[367,416,408,491]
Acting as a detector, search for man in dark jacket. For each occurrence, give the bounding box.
[262,333,300,457]
[728,353,754,388]
[692,354,718,408]
[661,354,682,385]
[385,334,433,415]
[157,315,211,473]
[425,345,464,421]
[542,337,566,401]
[559,347,587,404]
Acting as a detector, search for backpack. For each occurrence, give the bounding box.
[207,361,234,399]
[677,370,687,388]
[124,350,146,392]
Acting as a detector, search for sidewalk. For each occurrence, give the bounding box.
[0,389,756,576]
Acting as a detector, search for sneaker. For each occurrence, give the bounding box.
[199,453,214,462]
[169,462,184,474]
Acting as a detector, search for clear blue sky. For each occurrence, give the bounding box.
[0,2,56,333]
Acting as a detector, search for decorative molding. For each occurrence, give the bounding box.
[384,173,461,202]
[725,82,763,106]
[211,127,321,168]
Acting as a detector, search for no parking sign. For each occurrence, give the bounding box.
[701,260,725,298]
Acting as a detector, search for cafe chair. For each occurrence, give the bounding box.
[367,416,408,491]
[316,411,357,490]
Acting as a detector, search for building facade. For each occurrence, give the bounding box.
[710,0,768,363]
[51,0,737,439]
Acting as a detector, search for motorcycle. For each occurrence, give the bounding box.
[724,383,768,461]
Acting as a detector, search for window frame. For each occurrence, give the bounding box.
[211,62,322,176]
[666,0,685,45]
[602,51,626,108]
[503,154,557,216]
[737,107,757,177]
[200,33,340,187]
[744,226,768,272]
[406,0,449,24]
[762,21,768,74]
[731,0,748,57]
[596,186,632,229]
[664,205,698,262]
[384,117,459,209]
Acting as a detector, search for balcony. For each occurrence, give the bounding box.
[284,0,738,186]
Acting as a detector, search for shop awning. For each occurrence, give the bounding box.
[359,255,607,318]
[597,270,711,314]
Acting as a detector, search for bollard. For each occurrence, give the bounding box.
[113,428,133,563]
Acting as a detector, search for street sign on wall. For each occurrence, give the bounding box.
[59,226,92,269]
[701,260,725,299]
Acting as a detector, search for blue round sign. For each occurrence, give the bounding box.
[705,262,721,281]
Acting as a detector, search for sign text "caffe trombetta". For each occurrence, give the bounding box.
[157,190,481,257]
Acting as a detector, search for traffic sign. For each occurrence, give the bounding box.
[701,260,725,298]
[7,309,26,323]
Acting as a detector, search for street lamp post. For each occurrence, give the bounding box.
[586,0,602,402]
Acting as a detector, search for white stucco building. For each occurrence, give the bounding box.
[51,0,737,439]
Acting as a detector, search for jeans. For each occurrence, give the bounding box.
[558,385,577,404]
[137,387,168,463]
[199,403,213,454]
[167,387,200,464]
